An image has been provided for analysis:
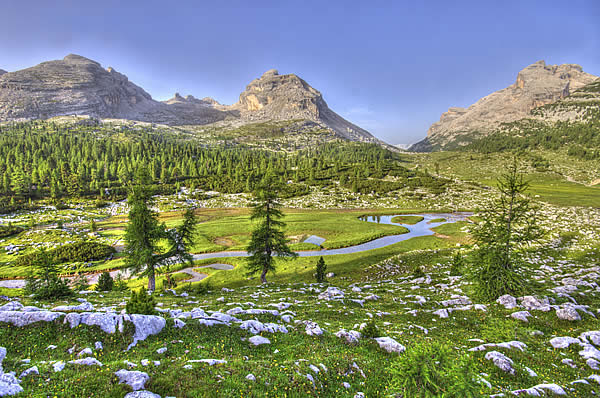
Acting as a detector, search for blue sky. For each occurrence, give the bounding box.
[1,0,598,145]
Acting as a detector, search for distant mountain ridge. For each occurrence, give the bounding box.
[0,54,378,143]
[411,60,599,151]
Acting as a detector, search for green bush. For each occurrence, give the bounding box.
[126,287,157,315]
[71,273,89,291]
[471,249,527,301]
[388,341,482,398]
[96,272,114,291]
[14,241,116,267]
[24,249,73,300]
[0,225,24,239]
[362,319,380,338]
[113,273,129,292]
[449,252,464,276]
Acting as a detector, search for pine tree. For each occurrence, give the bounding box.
[246,181,297,283]
[315,256,327,283]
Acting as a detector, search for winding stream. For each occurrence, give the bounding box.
[0,212,471,288]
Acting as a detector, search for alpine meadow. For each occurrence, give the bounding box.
[0,2,599,397]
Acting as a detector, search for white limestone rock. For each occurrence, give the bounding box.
[126,314,166,350]
[520,296,551,312]
[69,357,103,366]
[19,366,38,379]
[556,307,581,321]
[549,336,581,349]
[497,295,518,309]
[335,329,361,345]
[484,351,514,374]
[248,336,271,346]
[115,369,150,391]
[511,383,566,396]
[318,287,344,301]
[374,337,405,354]
[0,310,64,327]
[511,311,532,322]
[124,391,161,398]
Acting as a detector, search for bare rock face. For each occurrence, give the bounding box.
[0,69,7,76]
[0,55,377,144]
[0,54,162,121]
[234,70,378,142]
[412,60,598,151]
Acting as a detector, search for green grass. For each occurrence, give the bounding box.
[390,215,424,225]
[403,150,600,207]
[2,242,598,397]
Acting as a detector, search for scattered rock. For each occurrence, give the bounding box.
[556,307,581,321]
[248,336,271,346]
[115,369,150,391]
[374,337,405,354]
[484,351,514,374]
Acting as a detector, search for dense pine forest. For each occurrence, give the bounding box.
[0,121,448,210]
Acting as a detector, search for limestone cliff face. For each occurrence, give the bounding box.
[234,69,377,142]
[411,60,598,151]
[0,55,378,143]
[0,69,7,76]
[0,54,162,121]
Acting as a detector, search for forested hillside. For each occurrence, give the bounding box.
[0,121,447,209]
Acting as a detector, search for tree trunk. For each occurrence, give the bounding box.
[260,268,268,284]
[148,269,156,291]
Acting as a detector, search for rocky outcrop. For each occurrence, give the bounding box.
[0,69,7,77]
[411,61,598,151]
[233,69,377,142]
[0,55,377,143]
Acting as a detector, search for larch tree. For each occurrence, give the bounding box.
[123,167,198,291]
[246,180,297,283]
[471,159,543,299]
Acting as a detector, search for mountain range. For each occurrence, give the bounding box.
[411,60,599,151]
[0,54,377,143]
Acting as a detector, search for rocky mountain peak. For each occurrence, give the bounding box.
[411,60,598,151]
[262,69,279,77]
[63,54,100,66]
[0,69,6,76]
[0,55,377,144]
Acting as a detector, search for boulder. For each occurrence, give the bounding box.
[511,311,532,322]
[115,369,150,391]
[556,307,581,321]
[374,337,405,354]
[497,295,518,309]
[318,287,344,301]
[484,351,514,374]
[248,336,271,346]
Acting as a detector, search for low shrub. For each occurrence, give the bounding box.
[362,319,380,338]
[388,341,481,397]
[96,272,114,291]
[126,287,156,315]
[0,225,24,239]
[14,241,116,267]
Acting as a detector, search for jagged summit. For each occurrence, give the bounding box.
[410,60,598,151]
[234,70,376,142]
[0,55,378,143]
[262,69,279,77]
